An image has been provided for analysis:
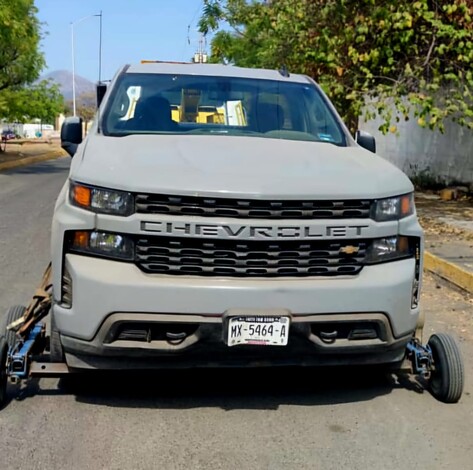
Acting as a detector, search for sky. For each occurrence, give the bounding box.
[35,0,209,82]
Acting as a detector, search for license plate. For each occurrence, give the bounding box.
[227,316,290,347]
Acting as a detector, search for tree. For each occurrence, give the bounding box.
[1,81,62,125]
[76,92,97,132]
[0,0,63,150]
[63,92,97,132]
[0,0,44,92]
[1,81,64,125]
[200,0,473,133]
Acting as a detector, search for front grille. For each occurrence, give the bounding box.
[136,237,368,277]
[135,194,372,219]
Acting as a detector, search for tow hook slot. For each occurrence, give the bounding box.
[320,330,338,343]
[166,331,187,345]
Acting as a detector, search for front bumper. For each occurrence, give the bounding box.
[53,254,419,369]
[60,310,412,370]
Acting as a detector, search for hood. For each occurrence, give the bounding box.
[71,134,413,199]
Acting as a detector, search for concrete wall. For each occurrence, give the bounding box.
[2,122,55,139]
[360,114,473,185]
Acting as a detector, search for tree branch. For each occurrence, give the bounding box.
[423,36,436,67]
[370,75,402,85]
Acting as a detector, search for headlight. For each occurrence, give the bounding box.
[69,231,134,260]
[372,193,414,221]
[70,181,134,216]
[365,236,414,264]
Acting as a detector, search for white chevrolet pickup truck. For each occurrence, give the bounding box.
[46,61,463,403]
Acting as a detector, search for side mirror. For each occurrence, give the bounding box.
[61,116,83,157]
[355,130,376,154]
[96,82,107,108]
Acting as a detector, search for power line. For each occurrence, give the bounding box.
[189,0,204,31]
[181,1,205,61]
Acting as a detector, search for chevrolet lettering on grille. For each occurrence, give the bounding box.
[141,221,370,239]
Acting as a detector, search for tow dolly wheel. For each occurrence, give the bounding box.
[428,333,464,403]
[0,336,8,408]
[1,305,27,347]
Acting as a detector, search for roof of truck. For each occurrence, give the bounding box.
[126,62,311,83]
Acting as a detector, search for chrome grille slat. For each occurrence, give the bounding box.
[62,271,73,307]
[135,237,368,277]
[137,246,366,258]
[137,255,365,267]
[135,194,372,219]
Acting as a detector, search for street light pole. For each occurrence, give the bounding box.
[71,13,102,117]
[98,11,103,84]
[71,22,76,116]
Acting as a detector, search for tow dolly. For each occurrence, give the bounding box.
[0,264,70,407]
[0,265,465,409]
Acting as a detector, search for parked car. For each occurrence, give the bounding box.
[1,129,16,140]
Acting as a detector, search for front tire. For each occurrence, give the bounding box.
[428,333,464,403]
[49,314,64,362]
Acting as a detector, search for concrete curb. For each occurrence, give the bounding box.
[0,149,66,172]
[424,250,473,294]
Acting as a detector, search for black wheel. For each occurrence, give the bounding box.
[428,333,464,403]
[0,305,26,348]
[0,336,8,408]
[49,314,64,362]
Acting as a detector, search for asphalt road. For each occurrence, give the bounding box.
[0,158,472,470]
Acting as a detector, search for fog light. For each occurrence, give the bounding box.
[70,231,134,260]
[365,236,413,264]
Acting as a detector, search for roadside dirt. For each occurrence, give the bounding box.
[416,192,473,242]
[0,139,62,165]
[423,272,473,342]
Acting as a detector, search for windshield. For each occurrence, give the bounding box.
[102,73,346,145]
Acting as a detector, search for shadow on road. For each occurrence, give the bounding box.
[15,366,426,410]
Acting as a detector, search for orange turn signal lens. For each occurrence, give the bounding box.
[400,194,413,216]
[73,231,90,249]
[73,184,91,207]
[397,235,409,253]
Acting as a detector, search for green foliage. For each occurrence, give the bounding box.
[64,92,97,119]
[78,92,97,121]
[1,81,64,124]
[63,92,97,132]
[0,0,63,128]
[0,0,44,91]
[200,0,473,133]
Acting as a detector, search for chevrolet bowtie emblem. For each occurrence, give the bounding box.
[340,245,360,255]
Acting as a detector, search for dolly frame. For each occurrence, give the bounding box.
[0,264,465,408]
[1,264,70,386]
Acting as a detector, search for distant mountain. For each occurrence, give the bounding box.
[41,70,95,101]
